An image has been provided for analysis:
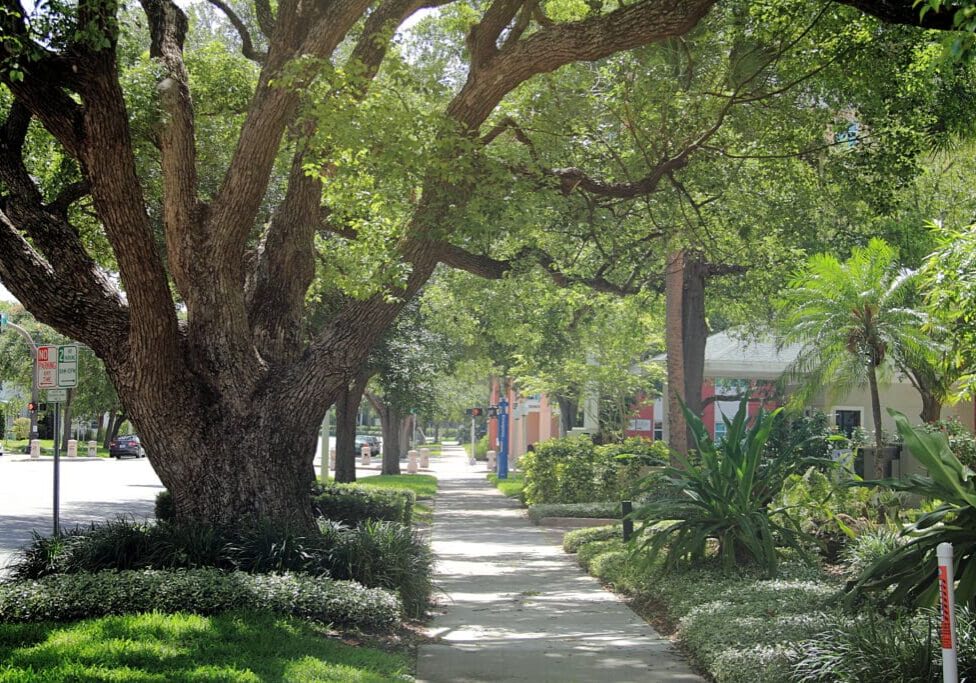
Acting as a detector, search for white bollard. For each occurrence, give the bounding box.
[361,444,371,467]
[407,449,418,474]
[67,439,78,457]
[419,447,430,469]
[30,439,40,459]
[487,449,496,471]
[87,440,98,457]
[329,448,336,470]
[938,542,959,683]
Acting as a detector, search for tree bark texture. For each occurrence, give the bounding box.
[665,250,709,458]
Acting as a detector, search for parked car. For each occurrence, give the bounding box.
[354,435,381,456]
[109,435,145,459]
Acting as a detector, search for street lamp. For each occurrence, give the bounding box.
[2,322,39,440]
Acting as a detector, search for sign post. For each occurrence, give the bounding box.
[36,345,78,537]
[497,398,509,479]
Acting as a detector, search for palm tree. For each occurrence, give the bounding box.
[777,238,929,477]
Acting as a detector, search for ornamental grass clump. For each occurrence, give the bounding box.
[632,396,812,577]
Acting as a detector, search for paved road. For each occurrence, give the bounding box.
[0,434,370,574]
[417,446,702,683]
[0,455,163,573]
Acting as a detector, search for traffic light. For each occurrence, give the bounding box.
[27,401,37,414]
[471,407,483,417]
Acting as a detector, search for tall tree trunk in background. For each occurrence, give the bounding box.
[665,250,708,460]
[335,374,369,483]
[868,361,886,478]
[102,411,126,449]
[366,391,402,475]
[400,417,413,454]
[556,395,578,437]
[61,388,74,447]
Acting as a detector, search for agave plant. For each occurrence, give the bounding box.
[630,396,811,577]
[849,409,976,607]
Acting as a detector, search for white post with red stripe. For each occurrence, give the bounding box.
[938,542,958,683]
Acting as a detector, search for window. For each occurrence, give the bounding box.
[653,421,663,441]
[835,409,862,437]
[714,421,727,442]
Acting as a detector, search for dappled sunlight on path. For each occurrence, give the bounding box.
[416,446,701,683]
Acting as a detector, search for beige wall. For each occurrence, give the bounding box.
[810,382,975,434]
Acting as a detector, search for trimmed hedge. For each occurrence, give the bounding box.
[563,525,621,553]
[0,569,401,630]
[520,435,669,505]
[11,516,432,618]
[527,502,621,523]
[157,484,416,527]
[312,483,415,527]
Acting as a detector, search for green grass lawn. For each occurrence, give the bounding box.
[358,474,438,499]
[358,474,438,526]
[0,611,412,682]
[488,472,524,500]
[3,439,110,458]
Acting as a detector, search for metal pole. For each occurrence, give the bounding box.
[470,415,476,465]
[498,398,509,479]
[5,323,38,438]
[622,501,634,542]
[938,542,959,683]
[53,402,60,537]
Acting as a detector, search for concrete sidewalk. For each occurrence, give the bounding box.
[416,446,702,683]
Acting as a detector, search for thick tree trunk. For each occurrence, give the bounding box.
[920,392,942,423]
[665,251,707,458]
[335,376,367,484]
[366,391,403,475]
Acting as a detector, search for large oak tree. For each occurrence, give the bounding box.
[0,0,961,529]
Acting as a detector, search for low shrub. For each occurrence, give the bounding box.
[11,517,433,618]
[576,538,625,572]
[840,526,904,579]
[527,502,621,523]
[632,397,811,577]
[312,483,415,527]
[790,608,976,682]
[13,417,30,440]
[520,435,667,505]
[563,525,621,553]
[570,534,842,682]
[918,417,976,470]
[154,489,174,522]
[320,519,432,618]
[0,568,401,630]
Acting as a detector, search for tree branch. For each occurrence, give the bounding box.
[140,0,201,300]
[45,181,91,216]
[254,0,276,38]
[205,0,267,63]
[447,0,717,129]
[0,210,129,361]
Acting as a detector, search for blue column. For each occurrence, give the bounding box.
[498,398,509,479]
